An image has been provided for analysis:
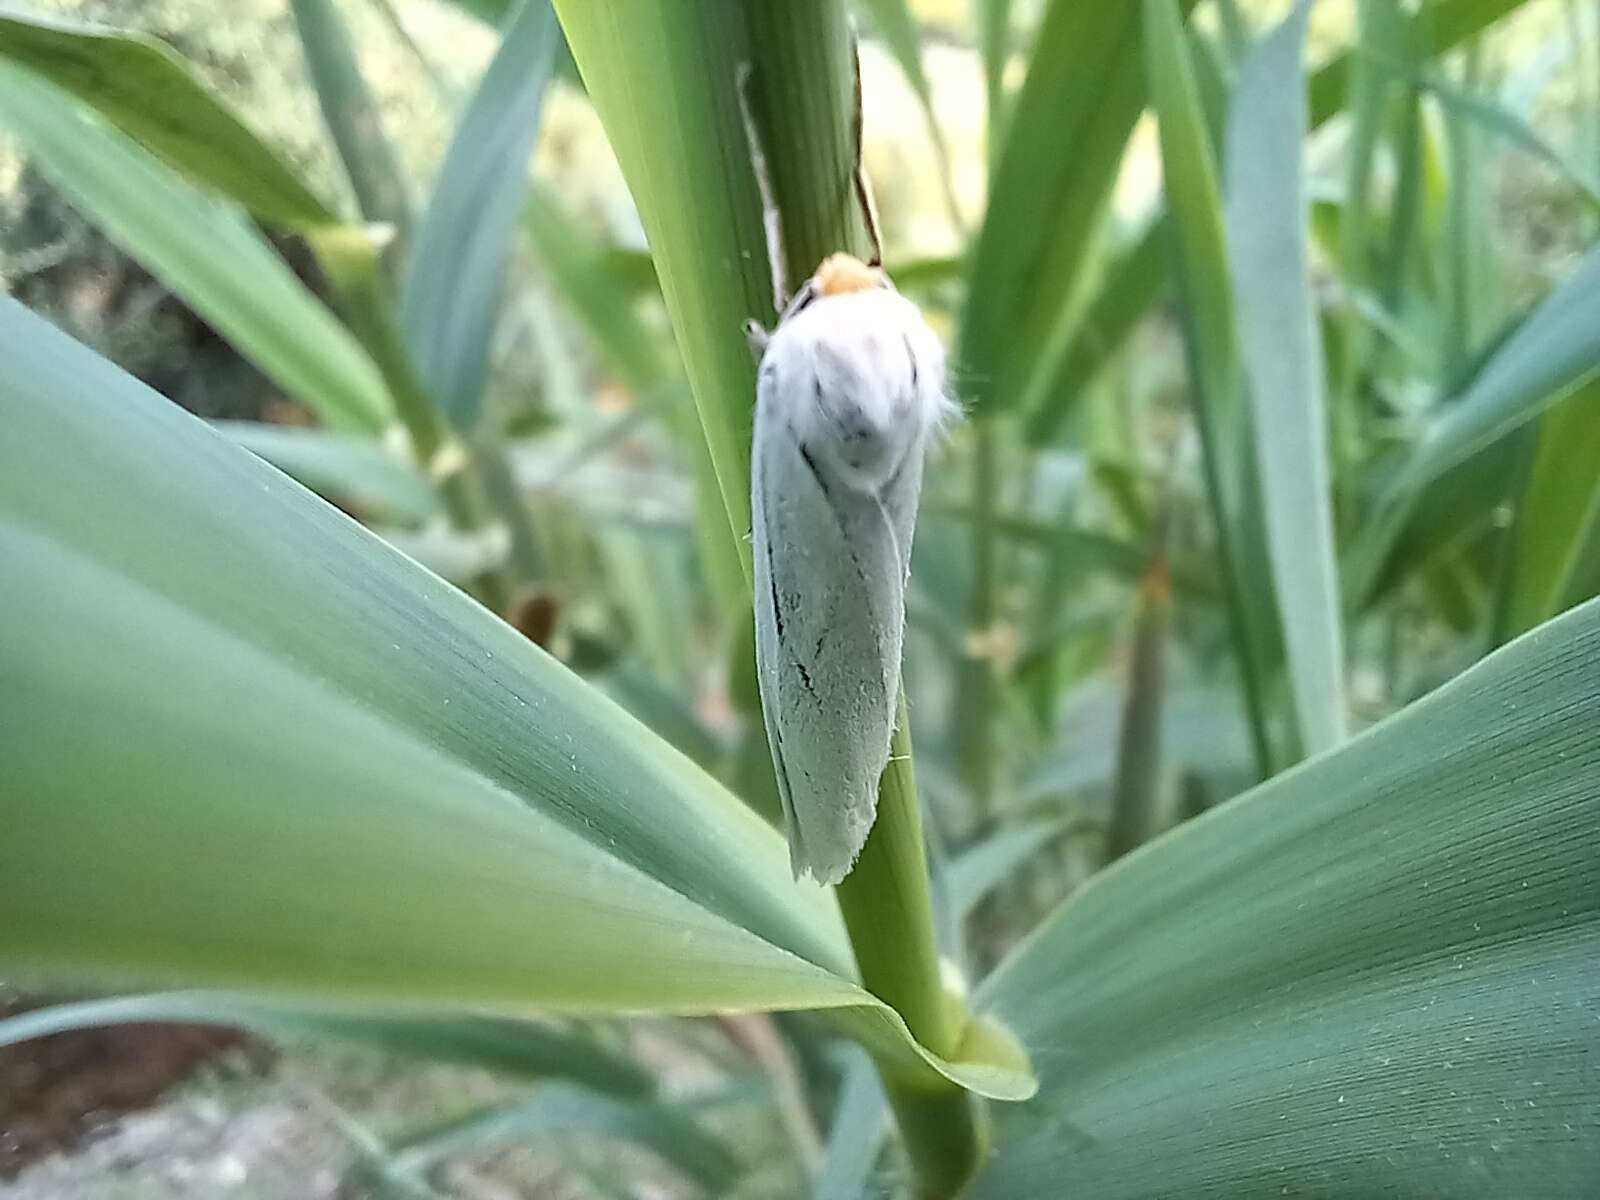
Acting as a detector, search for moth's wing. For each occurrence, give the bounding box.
[753,405,904,884]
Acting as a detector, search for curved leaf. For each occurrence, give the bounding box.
[0,296,1033,1104]
[0,61,392,432]
[975,600,1600,1195]
[0,6,335,226]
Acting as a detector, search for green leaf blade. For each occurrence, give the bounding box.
[1224,0,1346,754]
[975,601,1600,1196]
[0,296,1034,1104]
[960,1,1157,415]
[403,0,561,431]
[290,0,415,236]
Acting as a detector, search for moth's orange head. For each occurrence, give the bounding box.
[814,253,884,297]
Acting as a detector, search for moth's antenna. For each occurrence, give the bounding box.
[851,38,884,269]
[737,63,789,315]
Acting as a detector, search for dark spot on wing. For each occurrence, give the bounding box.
[765,536,785,640]
[796,441,832,502]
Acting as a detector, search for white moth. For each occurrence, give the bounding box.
[748,253,951,883]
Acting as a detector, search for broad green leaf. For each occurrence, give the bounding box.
[290,0,414,238]
[403,0,559,431]
[0,296,1032,1103]
[0,993,653,1094]
[1498,378,1600,639]
[0,6,336,227]
[552,0,874,574]
[975,598,1600,1196]
[1224,0,1346,754]
[0,62,393,432]
[962,2,1187,415]
[215,420,442,524]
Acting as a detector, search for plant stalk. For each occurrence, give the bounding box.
[836,699,989,1197]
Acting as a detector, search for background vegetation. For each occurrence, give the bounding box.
[0,0,1596,1196]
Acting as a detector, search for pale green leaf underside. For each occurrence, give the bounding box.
[975,601,1600,1195]
[0,297,1033,1103]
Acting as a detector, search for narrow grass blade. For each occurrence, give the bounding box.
[1141,0,1277,774]
[1351,246,1600,603]
[945,820,1070,922]
[1105,515,1172,859]
[403,0,559,431]
[1406,64,1600,207]
[1022,225,1168,444]
[1410,247,1600,482]
[1224,0,1346,754]
[386,1085,741,1193]
[523,191,669,391]
[975,0,1010,134]
[1019,0,1539,442]
[1497,378,1600,639]
[0,8,336,226]
[214,421,442,524]
[0,993,653,1094]
[961,2,1188,414]
[976,599,1600,1196]
[0,62,392,432]
[0,296,1033,1104]
[1307,0,1541,120]
[813,1047,890,1200]
[289,0,414,236]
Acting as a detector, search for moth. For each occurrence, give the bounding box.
[740,64,953,885]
